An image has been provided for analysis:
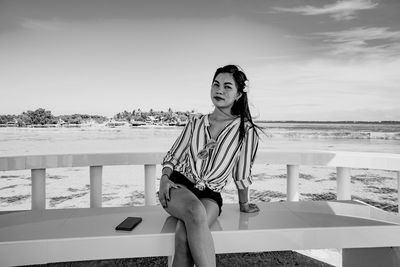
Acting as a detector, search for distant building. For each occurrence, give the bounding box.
[3,119,18,127]
[57,118,66,126]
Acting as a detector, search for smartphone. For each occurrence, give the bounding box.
[115,217,142,231]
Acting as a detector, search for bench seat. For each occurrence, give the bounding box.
[1,200,400,266]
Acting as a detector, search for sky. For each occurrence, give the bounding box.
[0,0,399,121]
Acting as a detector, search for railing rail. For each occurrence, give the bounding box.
[1,150,400,211]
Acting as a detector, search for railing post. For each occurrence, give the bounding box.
[90,166,103,208]
[31,168,46,210]
[144,164,157,206]
[287,164,299,201]
[337,167,351,200]
[398,171,400,214]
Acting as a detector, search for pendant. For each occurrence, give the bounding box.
[197,139,217,160]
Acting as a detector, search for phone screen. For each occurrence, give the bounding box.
[115,217,142,231]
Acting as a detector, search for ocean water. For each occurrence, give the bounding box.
[1,123,399,211]
[1,122,400,155]
[262,122,400,153]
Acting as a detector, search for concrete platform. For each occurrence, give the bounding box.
[1,200,400,266]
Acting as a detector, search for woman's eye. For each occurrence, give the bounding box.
[225,86,232,90]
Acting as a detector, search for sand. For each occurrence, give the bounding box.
[1,164,398,212]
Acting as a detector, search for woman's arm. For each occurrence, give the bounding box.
[238,187,249,204]
[159,118,193,208]
[161,117,193,171]
[159,166,181,208]
[232,126,260,213]
[161,166,173,179]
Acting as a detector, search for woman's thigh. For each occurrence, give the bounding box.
[200,198,220,227]
[163,186,205,221]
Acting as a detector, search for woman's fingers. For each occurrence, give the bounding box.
[243,203,260,213]
[171,183,181,189]
[249,203,255,210]
[165,185,171,201]
[165,182,181,201]
[249,203,260,212]
[157,192,163,207]
[158,189,168,208]
[164,193,168,208]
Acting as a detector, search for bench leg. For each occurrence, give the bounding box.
[343,247,400,267]
[168,255,173,267]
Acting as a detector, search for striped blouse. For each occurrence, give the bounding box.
[162,114,259,192]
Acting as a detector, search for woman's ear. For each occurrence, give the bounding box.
[235,92,243,101]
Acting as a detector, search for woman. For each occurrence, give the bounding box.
[158,65,261,267]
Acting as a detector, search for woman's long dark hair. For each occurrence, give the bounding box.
[212,64,263,142]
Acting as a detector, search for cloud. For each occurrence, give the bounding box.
[20,18,63,31]
[317,27,400,41]
[249,56,400,120]
[315,27,400,59]
[272,0,378,21]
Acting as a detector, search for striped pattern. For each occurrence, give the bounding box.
[163,114,259,192]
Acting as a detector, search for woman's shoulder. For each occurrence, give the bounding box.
[188,113,206,122]
[185,113,205,126]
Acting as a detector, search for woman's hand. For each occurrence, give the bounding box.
[239,202,260,213]
[158,175,181,208]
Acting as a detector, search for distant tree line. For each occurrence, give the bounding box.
[59,114,108,125]
[113,108,196,123]
[0,108,198,126]
[0,108,108,126]
[4,109,397,126]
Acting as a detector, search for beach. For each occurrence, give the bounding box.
[1,164,397,214]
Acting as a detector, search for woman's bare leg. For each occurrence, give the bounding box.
[163,187,216,267]
[199,198,220,227]
[172,198,220,267]
[173,220,194,267]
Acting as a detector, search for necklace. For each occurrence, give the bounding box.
[208,114,238,140]
[209,111,239,122]
[210,111,238,121]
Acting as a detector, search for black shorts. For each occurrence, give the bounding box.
[168,171,223,216]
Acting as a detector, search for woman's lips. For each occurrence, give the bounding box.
[214,96,224,101]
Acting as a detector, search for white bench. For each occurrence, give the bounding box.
[1,200,400,267]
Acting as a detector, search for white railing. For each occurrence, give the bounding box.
[1,150,400,212]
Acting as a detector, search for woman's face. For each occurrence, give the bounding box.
[211,73,242,111]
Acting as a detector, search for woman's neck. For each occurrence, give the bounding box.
[211,107,237,121]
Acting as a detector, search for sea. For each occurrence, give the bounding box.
[1,122,399,211]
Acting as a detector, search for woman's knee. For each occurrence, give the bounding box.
[183,200,208,225]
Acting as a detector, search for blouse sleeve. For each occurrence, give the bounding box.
[232,126,259,190]
[162,117,193,171]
